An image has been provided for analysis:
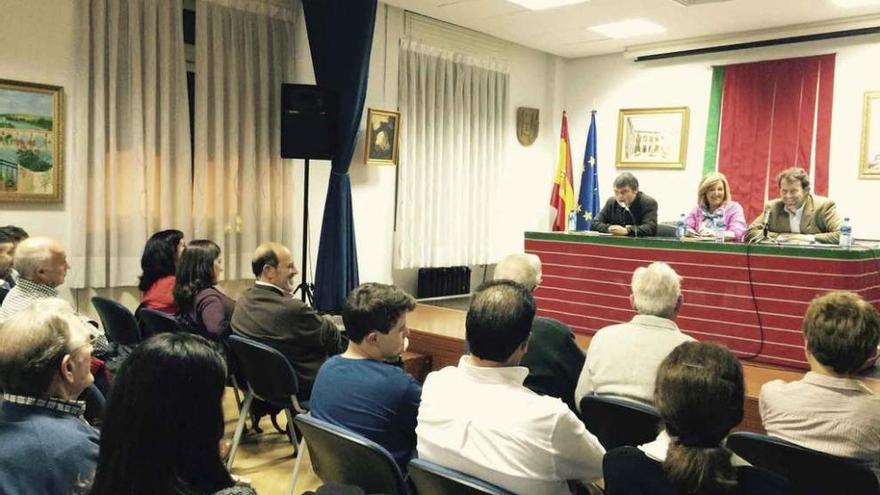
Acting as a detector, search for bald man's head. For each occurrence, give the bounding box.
[14,237,69,287]
[251,242,297,292]
[494,253,542,291]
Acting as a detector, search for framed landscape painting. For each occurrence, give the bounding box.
[365,108,400,165]
[0,79,63,202]
[860,91,880,179]
[616,107,689,169]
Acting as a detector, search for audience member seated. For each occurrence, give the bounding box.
[174,239,235,339]
[231,242,346,400]
[310,282,419,471]
[760,290,880,480]
[591,172,658,237]
[604,342,790,495]
[684,172,747,242]
[417,280,605,494]
[0,299,99,495]
[575,262,694,407]
[88,333,255,495]
[0,236,110,356]
[0,225,28,290]
[138,229,185,314]
[494,253,585,413]
[745,167,842,244]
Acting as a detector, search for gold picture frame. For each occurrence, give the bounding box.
[860,91,880,179]
[0,78,64,202]
[365,108,400,165]
[616,107,689,169]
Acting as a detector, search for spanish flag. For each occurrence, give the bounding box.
[550,112,575,231]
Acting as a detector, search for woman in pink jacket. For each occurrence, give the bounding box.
[684,172,747,242]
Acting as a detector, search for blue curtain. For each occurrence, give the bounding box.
[303,0,376,311]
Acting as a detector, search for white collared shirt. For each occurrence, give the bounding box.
[575,314,695,407]
[639,430,749,466]
[785,201,806,234]
[417,356,605,495]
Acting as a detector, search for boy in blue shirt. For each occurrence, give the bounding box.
[309,283,420,470]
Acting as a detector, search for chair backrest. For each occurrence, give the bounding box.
[138,307,181,338]
[294,414,409,495]
[579,394,662,450]
[727,432,879,495]
[227,334,300,408]
[0,287,8,305]
[408,458,515,495]
[91,296,142,346]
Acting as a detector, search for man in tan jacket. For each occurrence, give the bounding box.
[745,167,842,244]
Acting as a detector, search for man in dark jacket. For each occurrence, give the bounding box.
[231,242,346,399]
[591,172,658,237]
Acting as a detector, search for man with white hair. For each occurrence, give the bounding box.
[494,253,585,413]
[574,262,695,407]
[0,236,109,355]
[0,299,100,495]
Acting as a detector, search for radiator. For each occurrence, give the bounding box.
[417,266,471,298]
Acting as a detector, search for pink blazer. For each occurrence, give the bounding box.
[684,201,747,242]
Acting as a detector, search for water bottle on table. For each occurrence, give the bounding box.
[676,214,687,240]
[713,217,725,243]
[839,217,853,247]
[567,210,577,232]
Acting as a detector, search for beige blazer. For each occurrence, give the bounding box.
[745,194,842,244]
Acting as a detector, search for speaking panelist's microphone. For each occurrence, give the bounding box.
[619,202,637,238]
[761,206,771,240]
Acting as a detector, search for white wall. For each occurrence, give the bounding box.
[563,35,880,238]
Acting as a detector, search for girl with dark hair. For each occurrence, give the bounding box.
[88,333,254,495]
[173,240,235,339]
[139,229,185,314]
[603,342,790,495]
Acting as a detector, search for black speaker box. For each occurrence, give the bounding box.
[280,84,337,160]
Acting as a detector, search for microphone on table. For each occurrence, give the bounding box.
[619,202,637,238]
[761,206,771,240]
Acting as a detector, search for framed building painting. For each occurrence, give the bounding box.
[860,91,880,179]
[0,79,63,202]
[365,108,400,165]
[616,107,689,169]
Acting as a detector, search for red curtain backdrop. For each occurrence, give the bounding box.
[717,54,835,221]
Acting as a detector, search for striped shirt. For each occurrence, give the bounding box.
[0,278,109,353]
[760,371,880,480]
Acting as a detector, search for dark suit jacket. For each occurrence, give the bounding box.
[745,194,842,244]
[591,192,658,236]
[231,284,347,397]
[521,316,585,414]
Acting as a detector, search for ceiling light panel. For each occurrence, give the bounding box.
[588,19,666,39]
[831,0,880,6]
[506,0,588,11]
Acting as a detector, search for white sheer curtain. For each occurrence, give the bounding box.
[396,40,509,269]
[193,0,298,280]
[71,0,192,288]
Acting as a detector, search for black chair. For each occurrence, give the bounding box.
[408,458,515,495]
[579,395,661,450]
[137,307,181,338]
[292,414,408,495]
[225,335,307,475]
[0,286,8,305]
[727,432,879,495]
[655,222,679,238]
[91,296,142,346]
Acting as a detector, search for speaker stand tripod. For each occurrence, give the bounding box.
[293,158,315,306]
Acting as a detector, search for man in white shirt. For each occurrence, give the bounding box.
[760,291,880,480]
[574,262,694,408]
[417,280,604,495]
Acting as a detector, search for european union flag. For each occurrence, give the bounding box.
[577,111,600,230]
